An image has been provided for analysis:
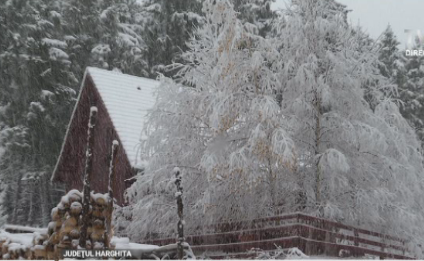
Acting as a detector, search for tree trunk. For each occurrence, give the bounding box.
[12,172,23,222]
[174,167,184,260]
[267,157,277,215]
[38,179,47,226]
[80,106,98,248]
[314,90,322,209]
[105,140,119,249]
[27,181,34,224]
[42,175,52,226]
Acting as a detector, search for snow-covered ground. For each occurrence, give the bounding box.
[3,224,47,234]
[0,230,164,259]
[0,229,160,251]
[0,230,34,259]
[0,230,34,248]
[0,229,382,260]
[111,236,159,250]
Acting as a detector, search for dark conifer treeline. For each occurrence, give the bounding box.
[0,0,275,226]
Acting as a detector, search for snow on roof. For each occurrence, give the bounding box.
[51,67,158,182]
[86,67,159,168]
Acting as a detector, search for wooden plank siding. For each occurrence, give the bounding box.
[52,74,135,205]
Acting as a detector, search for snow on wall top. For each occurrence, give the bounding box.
[87,67,158,168]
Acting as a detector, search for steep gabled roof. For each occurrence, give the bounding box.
[86,67,159,168]
[51,67,158,182]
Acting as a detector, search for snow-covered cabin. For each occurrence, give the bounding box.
[51,67,159,205]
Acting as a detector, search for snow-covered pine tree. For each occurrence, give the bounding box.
[377,26,424,149]
[0,0,154,225]
[0,189,7,227]
[91,0,149,76]
[350,28,385,111]
[125,0,295,241]
[61,0,102,77]
[0,105,3,225]
[273,0,424,243]
[378,25,405,82]
[398,41,424,148]
[0,155,7,226]
[232,0,276,37]
[0,0,76,225]
[61,0,150,77]
[0,0,47,225]
[137,0,204,77]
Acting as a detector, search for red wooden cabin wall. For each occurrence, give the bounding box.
[53,75,135,205]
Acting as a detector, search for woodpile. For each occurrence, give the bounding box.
[30,189,111,259]
[0,227,48,260]
[0,239,31,259]
[1,109,119,260]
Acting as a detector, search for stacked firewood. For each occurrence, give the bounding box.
[0,239,31,259]
[32,189,111,259]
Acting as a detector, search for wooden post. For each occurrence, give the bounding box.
[105,140,119,249]
[402,240,405,256]
[80,106,98,248]
[353,228,359,257]
[174,167,184,260]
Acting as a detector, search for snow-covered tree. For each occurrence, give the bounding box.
[137,0,204,77]
[0,0,154,225]
[60,0,151,77]
[232,0,276,37]
[124,0,424,247]
[378,25,404,81]
[91,0,149,76]
[0,160,7,227]
[398,42,424,148]
[125,0,295,241]
[376,25,424,149]
[0,0,76,225]
[60,0,102,76]
[273,0,424,243]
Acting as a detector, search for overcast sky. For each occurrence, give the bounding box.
[273,0,424,48]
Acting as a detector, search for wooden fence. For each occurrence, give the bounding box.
[143,213,418,259]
